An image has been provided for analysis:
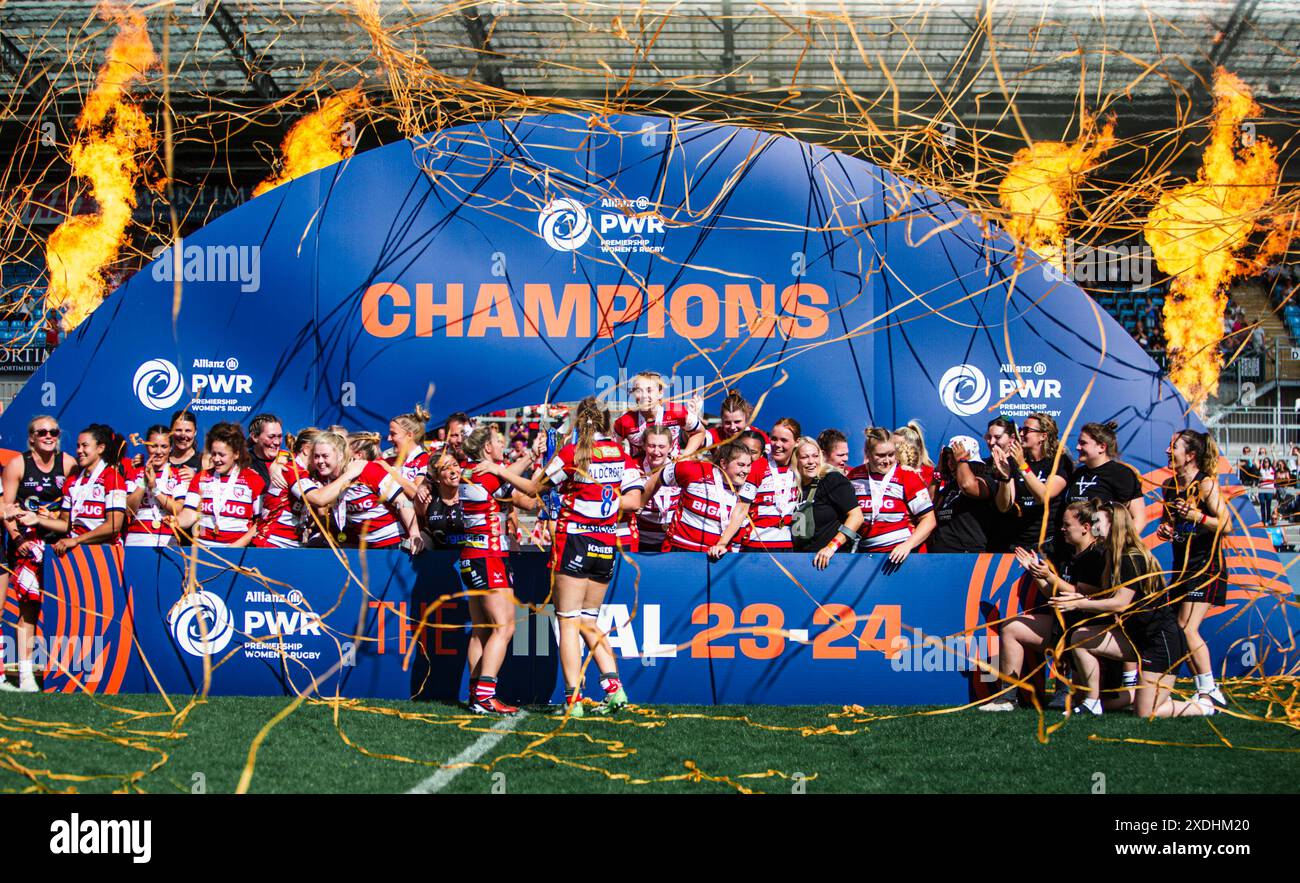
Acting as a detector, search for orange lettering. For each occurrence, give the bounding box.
[597,284,643,337]
[434,601,459,656]
[724,284,777,338]
[780,283,829,339]
[524,283,592,337]
[361,283,410,338]
[647,284,666,338]
[415,282,464,337]
[468,283,520,337]
[670,283,720,339]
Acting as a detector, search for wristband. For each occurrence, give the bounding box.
[837,524,858,543]
[1199,512,1207,525]
[1019,462,1033,473]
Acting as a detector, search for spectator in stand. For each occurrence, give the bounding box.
[892,421,935,487]
[1237,446,1259,490]
[1257,450,1276,525]
[991,412,1073,555]
[1287,445,1300,473]
[1067,421,1147,532]
[791,437,862,569]
[428,426,449,456]
[817,428,850,471]
[1275,461,1296,519]
[848,428,935,565]
[928,435,997,553]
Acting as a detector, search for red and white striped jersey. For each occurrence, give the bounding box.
[458,460,513,559]
[703,425,769,452]
[123,459,186,543]
[387,446,430,487]
[544,435,645,541]
[256,457,312,548]
[614,512,639,553]
[636,458,680,548]
[184,467,267,545]
[847,465,934,552]
[661,459,744,552]
[613,402,702,458]
[738,456,796,549]
[296,460,406,547]
[61,462,127,539]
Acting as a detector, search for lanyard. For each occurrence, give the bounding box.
[208,468,242,523]
[144,462,173,527]
[868,464,897,522]
[70,461,106,516]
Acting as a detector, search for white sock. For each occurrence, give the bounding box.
[18,660,33,680]
[1195,673,1216,693]
[1082,697,1103,715]
[1122,670,1138,688]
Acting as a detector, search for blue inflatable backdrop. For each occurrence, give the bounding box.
[5,114,1293,703]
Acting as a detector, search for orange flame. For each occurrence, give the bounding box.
[998,113,1115,269]
[253,88,367,197]
[1143,68,1288,409]
[45,1,156,331]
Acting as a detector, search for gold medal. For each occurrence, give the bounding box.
[337,532,347,544]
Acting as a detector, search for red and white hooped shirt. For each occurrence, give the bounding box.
[184,467,267,546]
[635,458,680,549]
[703,425,770,452]
[457,460,513,559]
[61,461,127,539]
[738,456,798,550]
[387,446,430,487]
[660,459,752,552]
[544,436,645,542]
[123,459,186,545]
[846,464,934,552]
[613,402,702,459]
[294,460,405,547]
[256,457,312,548]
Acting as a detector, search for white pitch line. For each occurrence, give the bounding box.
[407,711,529,794]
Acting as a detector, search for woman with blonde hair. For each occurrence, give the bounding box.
[388,405,431,501]
[892,420,934,486]
[296,431,422,551]
[487,397,645,717]
[790,437,862,569]
[848,427,935,565]
[1059,503,1214,718]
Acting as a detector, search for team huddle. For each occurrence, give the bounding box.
[0,370,1232,718]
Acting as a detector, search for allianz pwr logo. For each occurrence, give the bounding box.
[132,357,253,410]
[538,196,665,253]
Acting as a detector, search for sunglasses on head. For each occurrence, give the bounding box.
[32,428,60,438]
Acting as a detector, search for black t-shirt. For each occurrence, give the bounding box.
[423,496,466,550]
[248,454,276,487]
[1161,471,1224,579]
[792,470,860,553]
[1114,550,1177,634]
[1006,455,1076,548]
[1053,542,1105,594]
[169,450,204,471]
[1067,459,1143,506]
[928,460,998,553]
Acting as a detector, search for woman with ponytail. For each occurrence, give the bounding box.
[982,499,1105,712]
[387,405,432,501]
[453,424,538,714]
[1068,421,1147,532]
[490,397,645,717]
[295,432,422,552]
[1158,429,1231,707]
[1062,503,1214,718]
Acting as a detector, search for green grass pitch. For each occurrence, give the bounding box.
[0,691,1296,794]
